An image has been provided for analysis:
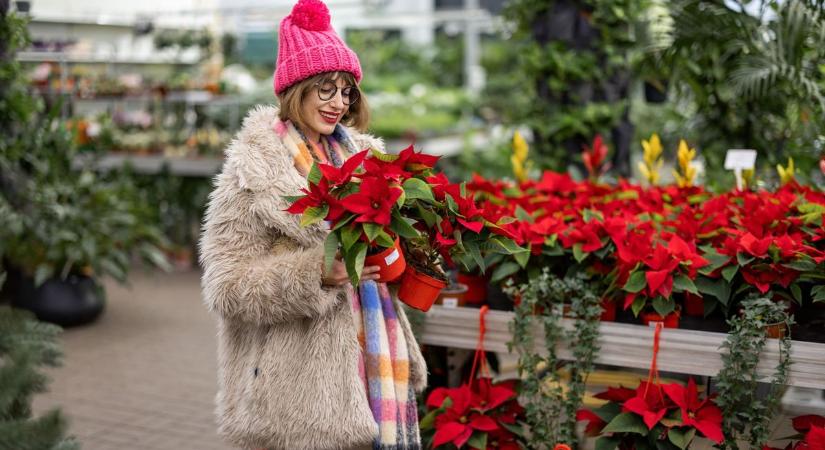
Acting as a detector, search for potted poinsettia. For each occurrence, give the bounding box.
[764,414,825,450]
[420,378,526,450]
[285,146,437,286]
[286,145,524,311]
[576,378,724,449]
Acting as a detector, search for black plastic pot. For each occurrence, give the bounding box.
[644,80,668,103]
[11,273,105,327]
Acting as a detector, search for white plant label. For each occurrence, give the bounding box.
[724,149,757,170]
[384,249,400,266]
[442,297,459,308]
[724,149,757,190]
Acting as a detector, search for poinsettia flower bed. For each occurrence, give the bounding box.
[576,378,724,449]
[466,170,825,322]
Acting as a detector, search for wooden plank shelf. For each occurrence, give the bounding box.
[420,305,825,390]
[73,154,224,177]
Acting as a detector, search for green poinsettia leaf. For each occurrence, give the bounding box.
[466,431,488,450]
[300,205,328,227]
[673,274,698,294]
[667,427,695,449]
[324,233,339,274]
[624,271,647,293]
[341,224,361,252]
[602,412,648,435]
[402,178,435,202]
[346,242,367,286]
[307,162,322,185]
[363,223,382,244]
[491,261,521,283]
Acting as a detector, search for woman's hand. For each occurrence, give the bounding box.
[321,257,381,286]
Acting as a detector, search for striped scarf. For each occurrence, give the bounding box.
[274,118,421,450]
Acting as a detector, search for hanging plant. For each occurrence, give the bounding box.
[507,269,602,448]
[715,296,794,449]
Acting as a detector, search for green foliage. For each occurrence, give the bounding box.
[507,270,602,449]
[715,296,793,449]
[653,0,825,187]
[501,0,642,171]
[0,306,79,449]
[0,4,170,286]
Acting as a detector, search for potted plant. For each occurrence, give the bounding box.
[577,378,724,449]
[0,11,171,327]
[286,146,523,311]
[420,378,527,450]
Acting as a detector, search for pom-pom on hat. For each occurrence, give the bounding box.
[274,0,362,95]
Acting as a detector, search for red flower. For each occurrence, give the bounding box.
[801,426,825,450]
[643,244,680,298]
[623,381,671,429]
[594,386,636,403]
[485,428,521,450]
[662,378,724,444]
[340,176,402,226]
[317,149,368,186]
[582,135,610,179]
[285,178,346,222]
[793,415,825,434]
[576,409,606,436]
[740,232,772,258]
[431,385,500,448]
[470,377,517,412]
[395,144,440,172]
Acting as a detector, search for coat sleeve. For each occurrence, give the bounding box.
[199,135,344,324]
[200,220,344,325]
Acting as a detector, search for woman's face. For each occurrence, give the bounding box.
[300,75,355,142]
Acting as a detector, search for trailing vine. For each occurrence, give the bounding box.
[715,296,794,450]
[507,269,602,449]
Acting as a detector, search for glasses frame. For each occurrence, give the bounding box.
[314,80,360,106]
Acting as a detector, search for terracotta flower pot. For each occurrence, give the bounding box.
[765,322,787,339]
[600,298,617,322]
[398,267,446,312]
[436,283,469,308]
[640,310,681,328]
[364,238,406,283]
[457,272,488,305]
[684,293,704,317]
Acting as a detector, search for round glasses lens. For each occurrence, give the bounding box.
[317,81,336,101]
[343,87,360,105]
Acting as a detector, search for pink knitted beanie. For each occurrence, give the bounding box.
[274,0,362,95]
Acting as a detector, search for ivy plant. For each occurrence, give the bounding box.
[507,269,602,449]
[715,296,794,450]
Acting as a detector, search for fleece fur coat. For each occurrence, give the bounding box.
[199,105,428,450]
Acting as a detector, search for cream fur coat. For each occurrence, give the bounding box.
[199,105,428,450]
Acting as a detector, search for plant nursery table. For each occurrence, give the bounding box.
[420,305,825,389]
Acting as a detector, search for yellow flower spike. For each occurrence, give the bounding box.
[742,168,755,189]
[777,157,796,185]
[512,131,530,183]
[674,139,697,187]
[639,133,664,185]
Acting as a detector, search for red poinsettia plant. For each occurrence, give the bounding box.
[286,145,523,285]
[576,378,724,450]
[420,378,526,450]
[764,414,825,450]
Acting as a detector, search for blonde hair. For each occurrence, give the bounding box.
[277,71,370,134]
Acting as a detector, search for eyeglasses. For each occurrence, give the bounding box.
[314,80,360,106]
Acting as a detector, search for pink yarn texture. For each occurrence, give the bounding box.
[274,0,362,95]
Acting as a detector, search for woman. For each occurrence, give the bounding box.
[199,1,427,449]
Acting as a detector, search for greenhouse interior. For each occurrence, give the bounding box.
[2,0,825,449]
